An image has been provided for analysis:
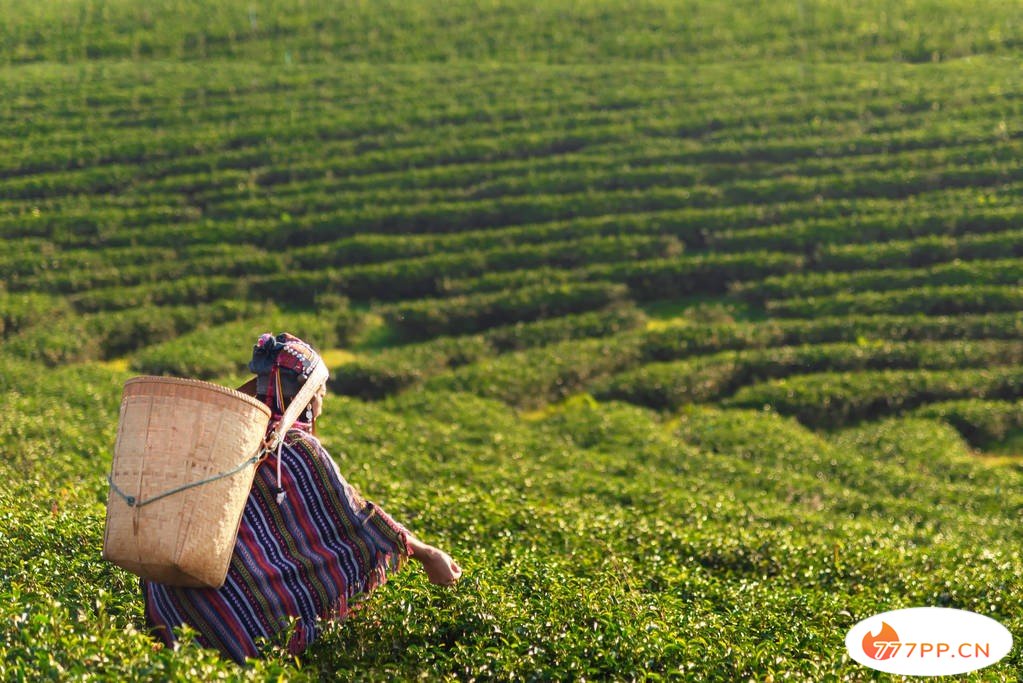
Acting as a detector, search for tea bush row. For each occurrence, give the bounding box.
[0,242,171,282]
[130,311,351,379]
[187,160,1023,243]
[283,233,682,301]
[152,184,1022,256]
[331,305,647,399]
[766,284,1023,318]
[725,366,1023,428]
[591,339,1023,411]
[337,312,1023,404]
[9,175,1001,256]
[22,152,1002,255]
[713,202,1023,255]
[738,259,1023,304]
[378,282,629,342]
[12,246,285,294]
[191,119,1000,206]
[640,312,1023,362]
[909,399,1023,449]
[3,300,264,366]
[314,249,790,339]
[6,0,1022,63]
[239,266,634,315]
[194,133,1020,215]
[11,215,1019,307]
[70,276,249,313]
[497,251,801,302]
[0,292,71,338]
[406,314,1023,410]
[424,336,647,408]
[7,65,1006,186]
[16,233,676,299]
[815,228,1023,271]
[0,204,200,243]
[279,185,1013,270]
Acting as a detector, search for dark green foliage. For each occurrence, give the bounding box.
[726,367,1023,429]
[815,229,1023,271]
[766,285,1023,318]
[594,251,804,300]
[739,259,1023,303]
[910,399,1023,448]
[331,306,646,400]
[483,304,647,352]
[329,359,426,401]
[291,235,679,301]
[424,335,646,408]
[712,202,1023,254]
[5,5,1023,680]
[444,250,802,299]
[0,292,71,338]
[70,277,249,314]
[85,301,266,359]
[7,244,285,294]
[3,0,1022,64]
[379,282,628,342]
[594,340,1023,411]
[131,313,343,379]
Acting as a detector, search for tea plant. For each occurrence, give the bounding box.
[3,1,1023,679]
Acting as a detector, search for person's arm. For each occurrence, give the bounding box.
[406,535,462,586]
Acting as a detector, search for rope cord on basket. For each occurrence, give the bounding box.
[108,449,266,509]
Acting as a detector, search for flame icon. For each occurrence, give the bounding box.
[862,621,900,660]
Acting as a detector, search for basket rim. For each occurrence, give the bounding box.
[124,375,271,417]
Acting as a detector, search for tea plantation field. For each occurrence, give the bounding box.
[3,1,1023,680]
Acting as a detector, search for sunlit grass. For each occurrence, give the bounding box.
[97,358,130,373]
[321,348,359,369]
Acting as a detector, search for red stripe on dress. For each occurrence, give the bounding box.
[286,440,353,603]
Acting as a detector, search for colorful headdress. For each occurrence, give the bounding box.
[249,332,325,417]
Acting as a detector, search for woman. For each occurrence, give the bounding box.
[142,332,461,663]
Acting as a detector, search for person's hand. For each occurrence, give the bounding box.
[414,544,462,586]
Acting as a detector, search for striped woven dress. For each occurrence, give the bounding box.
[142,426,411,663]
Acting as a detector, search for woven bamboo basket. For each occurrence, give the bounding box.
[103,376,271,588]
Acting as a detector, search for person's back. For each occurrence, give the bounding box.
[142,333,460,663]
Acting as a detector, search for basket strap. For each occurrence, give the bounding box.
[263,362,329,453]
[108,453,263,508]
[262,361,329,504]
